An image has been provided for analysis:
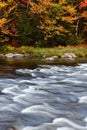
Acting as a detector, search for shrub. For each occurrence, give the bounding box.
[68,35,84,45]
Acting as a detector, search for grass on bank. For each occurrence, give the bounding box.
[0,45,87,58]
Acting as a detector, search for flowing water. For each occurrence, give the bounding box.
[0,58,87,130]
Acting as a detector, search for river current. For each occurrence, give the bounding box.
[0,61,87,130]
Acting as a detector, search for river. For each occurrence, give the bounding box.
[0,57,87,130]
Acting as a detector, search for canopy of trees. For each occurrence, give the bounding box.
[0,0,87,47]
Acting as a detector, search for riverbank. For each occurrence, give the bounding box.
[0,45,87,59]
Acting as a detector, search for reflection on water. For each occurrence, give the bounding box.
[0,58,87,130]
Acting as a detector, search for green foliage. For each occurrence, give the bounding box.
[68,35,84,45]
[0,45,87,58]
[0,45,9,53]
[17,12,33,45]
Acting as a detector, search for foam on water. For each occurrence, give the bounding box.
[0,63,87,130]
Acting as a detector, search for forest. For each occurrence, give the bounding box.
[0,0,87,47]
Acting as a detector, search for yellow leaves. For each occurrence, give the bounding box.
[29,0,54,16]
[81,11,87,18]
[81,11,87,32]
[0,0,17,17]
[59,0,66,3]
[0,0,14,9]
[0,0,18,43]
[60,3,77,24]
[5,6,16,17]
[58,25,68,32]
[0,18,10,35]
[0,2,7,8]
[1,28,10,35]
[65,5,76,15]
[7,0,13,3]
[40,19,55,30]
[62,16,77,23]
[0,18,7,28]
[28,0,78,41]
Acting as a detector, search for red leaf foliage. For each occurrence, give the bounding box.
[21,0,27,3]
[79,0,87,9]
[15,0,27,8]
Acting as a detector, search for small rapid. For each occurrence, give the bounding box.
[0,63,87,130]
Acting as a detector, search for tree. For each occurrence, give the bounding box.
[16,12,34,45]
[0,0,86,46]
[0,0,18,44]
[27,0,78,46]
[79,0,87,40]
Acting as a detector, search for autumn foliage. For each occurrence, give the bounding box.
[79,0,87,9]
[0,0,87,46]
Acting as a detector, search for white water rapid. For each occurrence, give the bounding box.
[0,63,87,130]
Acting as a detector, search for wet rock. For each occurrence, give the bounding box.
[52,56,58,59]
[6,126,16,130]
[13,54,24,58]
[4,53,14,58]
[0,54,4,57]
[4,53,24,59]
[62,53,77,59]
[1,53,32,60]
[45,57,55,61]
[45,56,58,61]
[24,53,31,57]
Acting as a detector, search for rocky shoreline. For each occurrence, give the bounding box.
[0,52,78,62]
[44,53,77,61]
[0,53,31,59]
